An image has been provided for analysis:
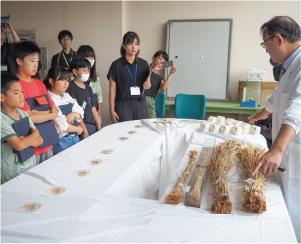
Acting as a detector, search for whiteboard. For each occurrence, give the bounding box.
[166,19,232,101]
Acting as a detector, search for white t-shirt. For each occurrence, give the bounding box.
[48,91,84,138]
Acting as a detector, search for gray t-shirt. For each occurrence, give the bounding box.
[1,109,36,184]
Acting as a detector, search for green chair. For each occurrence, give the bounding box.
[174,94,206,120]
[154,92,166,118]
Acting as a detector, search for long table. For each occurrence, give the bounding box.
[165,100,264,118]
[1,119,296,243]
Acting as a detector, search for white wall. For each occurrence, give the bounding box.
[2,1,300,126]
[125,1,301,101]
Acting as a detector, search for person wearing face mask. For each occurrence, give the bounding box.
[76,45,103,127]
[67,58,101,139]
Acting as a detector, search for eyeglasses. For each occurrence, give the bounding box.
[260,35,276,48]
[61,38,71,42]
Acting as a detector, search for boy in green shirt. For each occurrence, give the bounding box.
[1,74,43,184]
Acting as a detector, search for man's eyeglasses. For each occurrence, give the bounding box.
[61,38,71,42]
[260,35,275,48]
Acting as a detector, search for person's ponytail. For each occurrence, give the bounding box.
[43,76,52,90]
[120,45,126,57]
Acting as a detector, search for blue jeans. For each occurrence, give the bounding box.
[53,135,79,155]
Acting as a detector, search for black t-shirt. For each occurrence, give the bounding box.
[51,49,77,69]
[1,42,12,74]
[107,56,150,101]
[67,81,95,125]
[144,72,163,97]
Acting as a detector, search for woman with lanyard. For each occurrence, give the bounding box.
[51,30,77,70]
[107,31,162,123]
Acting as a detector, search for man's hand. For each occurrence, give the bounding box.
[143,79,151,89]
[253,149,283,175]
[66,112,77,124]
[76,126,83,135]
[253,124,295,175]
[248,108,271,123]
[170,64,177,74]
[110,110,119,123]
[248,114,267,124]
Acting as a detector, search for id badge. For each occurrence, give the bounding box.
[82,101,87,109]
[1,65,8,72]
[130,86,140,96]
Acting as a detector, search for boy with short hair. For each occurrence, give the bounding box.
[51,30,77,69]
[1,74,43,184]
[12,41,59,164]
[67,57,101,139]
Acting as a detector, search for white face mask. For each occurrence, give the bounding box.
[89,60,95,67]
[76,70,90,82]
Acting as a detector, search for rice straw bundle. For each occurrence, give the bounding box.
[188,150,212,207]
[240,144,267,213]
[188,165,207,207]
[166,150,199,205]
[209,140,242,214]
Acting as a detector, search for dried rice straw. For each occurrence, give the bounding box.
[187,166,207,207]
[240,144,267,213]
[166,150,199,205]
[209,140,242,214]
[188,150,211,207]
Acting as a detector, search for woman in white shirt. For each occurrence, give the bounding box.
[43,66,84,155]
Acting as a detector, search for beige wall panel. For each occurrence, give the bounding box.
[125,1,300,101]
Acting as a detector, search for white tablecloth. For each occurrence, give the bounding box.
[1,119,297,243]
